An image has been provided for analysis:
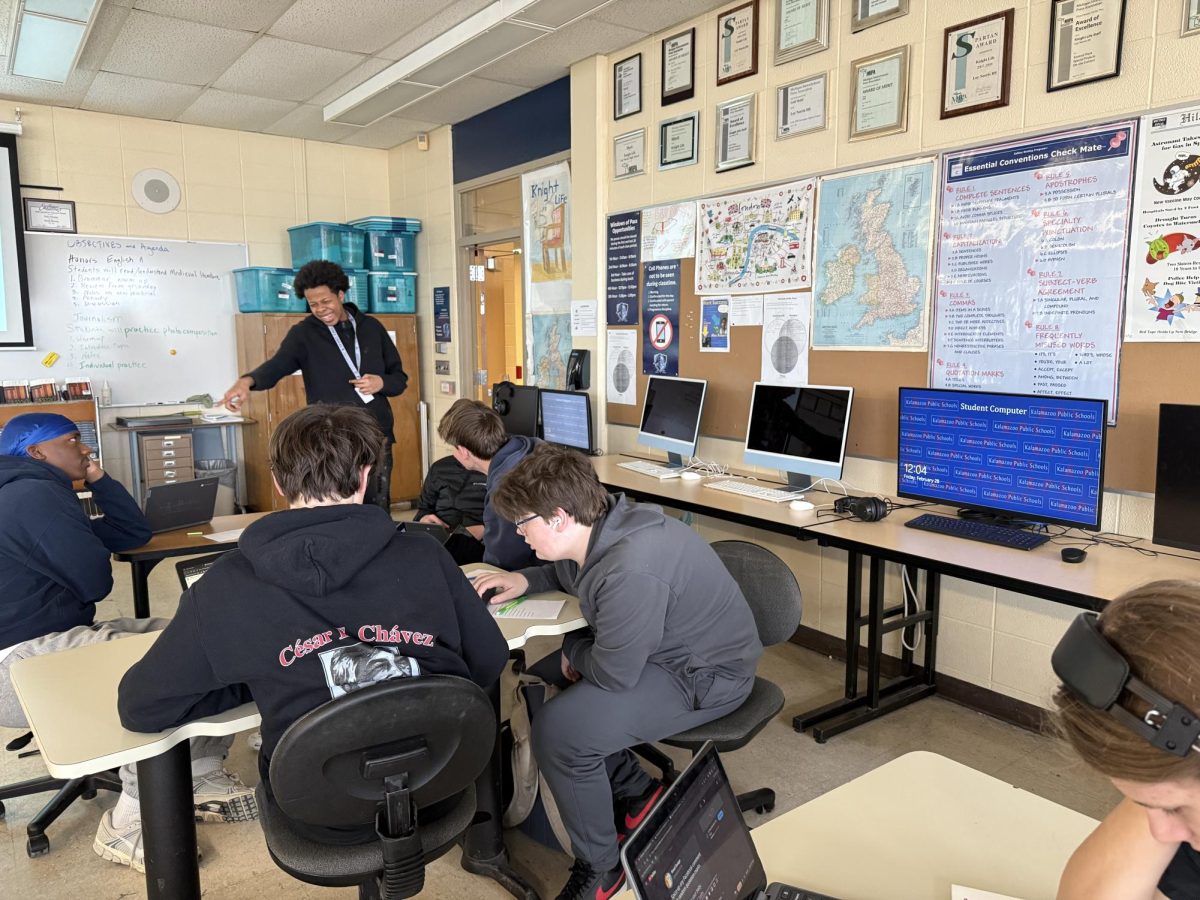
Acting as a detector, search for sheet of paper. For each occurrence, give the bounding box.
[761,292,811,385]
[490,598,566,620]
[607,328,638,405]
[203,528,245,543]
[951,886,1025,900]
[571,299,598,336]
[729,294,764,326]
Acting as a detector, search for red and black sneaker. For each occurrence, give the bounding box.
[555,859,626,900]
[616,781,664,843]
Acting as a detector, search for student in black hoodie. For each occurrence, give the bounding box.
[118,404,509,845]
[220,259,407,510]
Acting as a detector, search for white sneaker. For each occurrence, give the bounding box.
[192,769,259,823]
[93,809,144,873]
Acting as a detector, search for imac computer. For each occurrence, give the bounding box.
[540,389,594,453]
[637,375,708,467]
[1153,403,1200,551]
[491,381,539,439]
[897,387,1107,531]
[743,383,854,489]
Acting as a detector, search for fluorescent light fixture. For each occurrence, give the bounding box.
[7,0,103,84]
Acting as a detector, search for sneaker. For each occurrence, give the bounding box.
[615,781,663,842]
[192,769,259,823]
[555,859,626,900]
[93,809,144,873]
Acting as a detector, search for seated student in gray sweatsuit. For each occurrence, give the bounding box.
[472,443,763,900]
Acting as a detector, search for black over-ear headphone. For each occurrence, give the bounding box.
[833,496,891,522]
[492,382,514,416]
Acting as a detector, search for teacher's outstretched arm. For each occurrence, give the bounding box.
[223,329,304,411]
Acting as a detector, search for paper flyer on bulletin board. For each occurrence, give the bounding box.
[607,329,637,405]
[1124,105,1200,342]
[931,121,1136,424]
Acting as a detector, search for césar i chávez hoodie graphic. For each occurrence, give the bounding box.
[118,503,510,785]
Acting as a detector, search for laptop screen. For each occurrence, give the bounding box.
[624,745,766,900]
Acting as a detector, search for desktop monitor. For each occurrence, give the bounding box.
[1153,404,1200,551]
[743,383,854,489]
[539,389,593,452]
[491,381,539,439]
[637,375,707,467]
[897,387,1107,530]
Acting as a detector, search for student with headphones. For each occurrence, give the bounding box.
[1053,580,1200,899]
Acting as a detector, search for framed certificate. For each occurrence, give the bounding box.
[715,94,756,172]
[940,9,1014,119]
[776,0,829,64]
[849,46,909,141]
[777,73,827,139]
[1047,0,1127,91]
[659,111,699,170]
[661,28,695,105]
[1186,0,1200,36]
[23,198,76,233]
[613,53,642,120]
[613,129,646,180]
[851,0,909,33]
[716,0,759,86]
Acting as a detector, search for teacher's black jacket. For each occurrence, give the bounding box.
[244,302,407,441]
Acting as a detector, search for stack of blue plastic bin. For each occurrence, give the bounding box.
[349,216,421,314]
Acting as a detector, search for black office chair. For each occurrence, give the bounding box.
[257,675,495,900]
[638,541,802,815]
[0,732,121,857]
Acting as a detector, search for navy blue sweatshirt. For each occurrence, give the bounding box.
[118,504,509,784]
[245,302,407,441]
[0,457,151,649]
[482,435,540,570]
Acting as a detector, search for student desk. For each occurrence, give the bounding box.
[113,512,267,618]
[9,584,585,900]
[617,750,1098,900]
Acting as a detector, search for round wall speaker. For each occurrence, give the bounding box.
[131,168,181,214]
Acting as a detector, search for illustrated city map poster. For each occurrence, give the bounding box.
[695,180,815,295]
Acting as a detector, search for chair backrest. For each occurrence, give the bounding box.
[268,674,494,828]
[711,540,802,647]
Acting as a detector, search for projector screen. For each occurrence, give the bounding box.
[0,133,32,348]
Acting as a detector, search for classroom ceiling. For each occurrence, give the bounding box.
[0,0,729,149]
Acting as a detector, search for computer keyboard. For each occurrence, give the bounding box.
[617,460,683,479]
[904,513,1050,550]
[704,479,802,503]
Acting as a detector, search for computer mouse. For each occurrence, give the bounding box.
[679,471,702,482]
[480,586,503,603]
[789,499,815,511]
[1061,547,1087,564]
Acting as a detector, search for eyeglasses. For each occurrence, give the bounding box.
[514,513,540,535]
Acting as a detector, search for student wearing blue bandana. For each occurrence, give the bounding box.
[0,413,256,873]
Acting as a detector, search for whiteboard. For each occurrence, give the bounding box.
[0,233,248,404]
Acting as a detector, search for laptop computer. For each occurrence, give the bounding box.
[142,477,219,534]
[621,742,839,900]
[175,553,227,590]
[400,520,451,543]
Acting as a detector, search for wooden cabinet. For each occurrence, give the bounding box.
[235,313,422,512]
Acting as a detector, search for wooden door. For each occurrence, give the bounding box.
[374,314,422,501]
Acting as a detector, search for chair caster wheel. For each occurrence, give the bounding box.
[0,799,6,818]
[81,789,97,800]
[755,804,774,814]
[27,834,49,857]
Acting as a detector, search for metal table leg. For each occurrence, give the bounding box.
[137,742,200,900]
[130,559,159,619]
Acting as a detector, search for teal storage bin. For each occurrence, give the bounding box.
[287,221,365,269]
[363,231,417,272]
[233,267,304,313]
[348,216,422,233]
[344,268,369,309]
[367,271,416,313]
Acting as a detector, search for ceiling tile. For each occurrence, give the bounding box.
[81,71,203,119]
[0,57,97,107]
[268,0,430,56]
[392,77,528,125]
[337,114,434,150]
[177,89,299,131]
[375,0,495,61]
[76,3,132,71]
[592,0,728,35]
[307,56,392,106]
[101,9,257,85]
[131,0,296,33]
[473,18,644,88]
[264,103,358,142]
[212,36,364,102]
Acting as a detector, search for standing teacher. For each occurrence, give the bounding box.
[222,260,407,510]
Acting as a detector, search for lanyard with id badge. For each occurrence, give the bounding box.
[328,316,373,404]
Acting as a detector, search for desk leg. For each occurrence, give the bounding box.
[137,742,200,900]
[130,559,159,619]
[128,431,143,506]
[460,679,538,900]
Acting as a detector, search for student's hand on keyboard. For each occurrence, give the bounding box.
[472,570,529,605]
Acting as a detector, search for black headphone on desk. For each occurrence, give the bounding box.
[833,496,891,522]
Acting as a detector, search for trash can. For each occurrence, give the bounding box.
[195,459,236,516]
